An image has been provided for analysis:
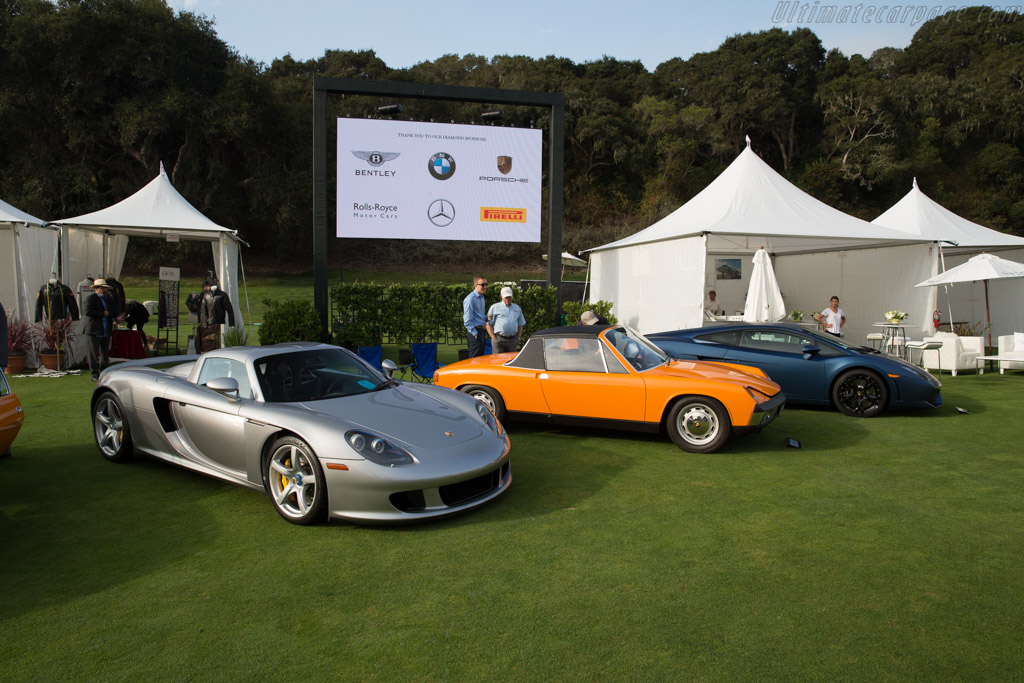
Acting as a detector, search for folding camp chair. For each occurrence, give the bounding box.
[357,345,383,372]
[406,342,445,383]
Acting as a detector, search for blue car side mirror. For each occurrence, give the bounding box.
[802,345,820,359]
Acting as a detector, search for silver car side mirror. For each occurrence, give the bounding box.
[206,376,240,397]
[381,358,398,378]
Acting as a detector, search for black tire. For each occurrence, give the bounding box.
[262,436,327,525]
[666,396,732,453]
[93,391,134,463]
[460,385,506,422]
[832,369,888,417]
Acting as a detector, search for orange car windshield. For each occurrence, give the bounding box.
[603,327,669,372]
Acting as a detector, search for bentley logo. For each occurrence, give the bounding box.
[352,151,400,167]
[428,152,456,180]
[427,199,455,227]
[445,431,454,437]
[497,156,512,175]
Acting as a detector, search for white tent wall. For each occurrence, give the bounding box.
[775,243,938,344]
[935,247,1024,339]
[213,234,243,330]
[590,235,707,333]
[1,222,60,323]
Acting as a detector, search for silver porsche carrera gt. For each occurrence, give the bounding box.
[90,343,511,525]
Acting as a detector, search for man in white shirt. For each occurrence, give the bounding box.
[487,287,526,353]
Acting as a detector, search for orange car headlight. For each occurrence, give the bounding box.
[745,386,773,403]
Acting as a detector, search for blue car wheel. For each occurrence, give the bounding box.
[832,369,888,417]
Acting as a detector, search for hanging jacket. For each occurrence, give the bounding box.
[35,282,80,322]
[105,276,126,318]
[200,290,235,326]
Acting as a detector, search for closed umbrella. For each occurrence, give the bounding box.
[743,248,787,322]
[915,252,1024,351]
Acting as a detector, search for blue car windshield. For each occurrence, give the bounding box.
[255,349,387,402]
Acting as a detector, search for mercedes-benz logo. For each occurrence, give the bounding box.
[427,199,455,227]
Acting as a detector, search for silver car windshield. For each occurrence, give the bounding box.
[255,349,387,403]
[603,326,669,372]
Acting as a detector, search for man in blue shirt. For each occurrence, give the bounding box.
[463,276,488,357]
[487,287,526,353]
[84,279,113,381]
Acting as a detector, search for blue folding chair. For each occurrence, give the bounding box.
[357,345,383,372]
[409,342,445,383]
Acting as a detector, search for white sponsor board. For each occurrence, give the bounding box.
[337,118,542,242]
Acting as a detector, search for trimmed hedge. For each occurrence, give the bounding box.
[330,282,559,347]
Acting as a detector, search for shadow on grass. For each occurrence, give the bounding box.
[0,445,229,621]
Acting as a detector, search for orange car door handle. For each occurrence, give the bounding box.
[538,373,548,380]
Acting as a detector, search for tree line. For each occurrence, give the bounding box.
[2,0,1022,272]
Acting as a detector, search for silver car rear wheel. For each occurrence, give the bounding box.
[93,392,133,463]
[667,396,732,453]
[263,437,326,525]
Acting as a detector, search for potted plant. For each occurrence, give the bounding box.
[788,310,804,322]
[884,310,909,324]
[6,317,32,375]
[33,318,77,370]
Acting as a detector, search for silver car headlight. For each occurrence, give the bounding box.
[475,400,502,436]
[345,430,416,467]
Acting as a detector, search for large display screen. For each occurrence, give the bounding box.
[337,118,542,242]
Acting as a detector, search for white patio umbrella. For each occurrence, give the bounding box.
[743,248,787,322]
[543,251,587,278]
[915,252,1024,350]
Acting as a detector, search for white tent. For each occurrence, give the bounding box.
[1,198,59,324]
[872,179,1024,338]
[55,164,245,346]
[588,140,934,342]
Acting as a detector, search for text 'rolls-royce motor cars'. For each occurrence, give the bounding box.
[91,343,511,525]
[647,323,942,418]
[433,325,785,453]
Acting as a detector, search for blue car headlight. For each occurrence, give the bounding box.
[475,400,503,436]
[345,430,415,467]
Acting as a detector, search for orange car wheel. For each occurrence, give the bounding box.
[666,396,732,454]
[460,385,506,422]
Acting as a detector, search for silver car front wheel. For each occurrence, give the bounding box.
[263,437,326,525]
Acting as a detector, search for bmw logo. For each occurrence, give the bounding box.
[428,152,456,180]
[428,199,455,227]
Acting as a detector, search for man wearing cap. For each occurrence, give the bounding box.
[487,287,526,353]
[580,310,609,325]
[84,278,114,381]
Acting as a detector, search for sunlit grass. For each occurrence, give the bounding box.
[2,370,1023,679]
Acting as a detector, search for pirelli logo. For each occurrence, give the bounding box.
[480,207,527,223]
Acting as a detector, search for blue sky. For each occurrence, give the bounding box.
[171,0,943,70]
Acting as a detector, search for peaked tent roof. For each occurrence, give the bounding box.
[1,197,44,225]
[56,163,235,241]
[589,141,925,255]
[871,178,1024,248]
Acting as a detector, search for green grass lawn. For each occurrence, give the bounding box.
[2,369,1023,680]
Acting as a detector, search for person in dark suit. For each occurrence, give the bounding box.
[84,279,114,381]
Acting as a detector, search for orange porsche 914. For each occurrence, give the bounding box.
[433,325,785,453]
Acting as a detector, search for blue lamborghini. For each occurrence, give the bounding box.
[647,323,942,417]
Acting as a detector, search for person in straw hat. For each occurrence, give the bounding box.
[84,278,114,380]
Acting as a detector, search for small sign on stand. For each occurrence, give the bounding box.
[157,267,180,354]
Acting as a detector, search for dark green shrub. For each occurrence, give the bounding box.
[258,299,323,345]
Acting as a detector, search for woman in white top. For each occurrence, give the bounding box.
[816,296,845,335]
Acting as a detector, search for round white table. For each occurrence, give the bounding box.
[872,322,914,359]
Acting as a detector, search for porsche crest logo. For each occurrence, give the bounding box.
[497,156,512,175]
[445,431,454,437]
